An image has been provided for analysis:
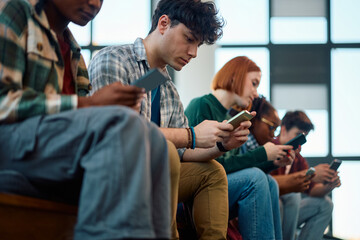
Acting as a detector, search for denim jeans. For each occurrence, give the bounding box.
[228,167,282,240]
[280,193,333,240]
[280,193,301,240]
[0,106,171,239]
[297,195,333,240]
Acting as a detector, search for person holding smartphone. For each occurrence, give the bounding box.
[88,1,256,239]
[185,56,295,240]
[270,111,341,240]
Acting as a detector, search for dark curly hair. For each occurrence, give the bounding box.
[281,111,314,133]
[149,0,225,45]
[250,96,275,120]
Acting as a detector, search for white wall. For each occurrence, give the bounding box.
[175,44,218,109]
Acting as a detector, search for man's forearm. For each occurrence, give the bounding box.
[159,128,189,148]
[309,183,332,197]
[159,127,225,162]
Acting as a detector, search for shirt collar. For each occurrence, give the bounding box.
[29,0,81,55]
[134,38,150,67]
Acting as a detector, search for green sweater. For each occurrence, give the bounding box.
[185,94,277,174]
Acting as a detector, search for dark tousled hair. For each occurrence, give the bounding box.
[281,111,314,133]
[149,0,224,45]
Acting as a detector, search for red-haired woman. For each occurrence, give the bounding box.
[185,56,295,240]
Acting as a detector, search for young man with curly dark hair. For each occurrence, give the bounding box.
[89,0,253,239]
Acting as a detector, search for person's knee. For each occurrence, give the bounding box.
[322,196,334,214]
[267,174,280,194]
[204,160,228,187]
[285,193,301,207]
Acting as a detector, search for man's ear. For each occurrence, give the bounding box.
[157,15,170,34]
[280,125,287,135]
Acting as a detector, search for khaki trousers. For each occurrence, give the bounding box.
[167,143,228,240]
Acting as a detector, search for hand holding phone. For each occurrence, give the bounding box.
[329,159,342,171]
[285,133,307,150]
[226,110,254,129]
[305,167,316,177]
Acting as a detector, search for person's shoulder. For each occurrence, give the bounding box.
[0,0,32,14]
[94,44,135,59]
[89,43,137,70]
[0,0,33,37]
[186,94,214,113]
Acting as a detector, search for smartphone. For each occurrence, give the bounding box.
[305,167,316,177]
[329,159,342,171]
[131,68,168,92]
[284,133,307,150]
[226,110,253,129]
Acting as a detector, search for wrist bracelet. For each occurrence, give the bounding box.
[190,127,196,149]
[185,128,192,149]
[216,142,229,152]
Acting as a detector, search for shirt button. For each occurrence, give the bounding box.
[37,43,43,51]
[88,84,92,90]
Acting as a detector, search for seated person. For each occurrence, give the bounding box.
[271,111,341,240]
[0,0,173,239]
[185,56,294,240]
[88,1,254,239]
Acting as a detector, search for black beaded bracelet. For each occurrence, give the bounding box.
[216,142,229,152]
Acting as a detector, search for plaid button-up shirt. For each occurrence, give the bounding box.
[89,38,189,157]
[0,0,90,123]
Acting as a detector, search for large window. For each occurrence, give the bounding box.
[216,0,269,45]
[331,49,360,156]
[331,0,360,43]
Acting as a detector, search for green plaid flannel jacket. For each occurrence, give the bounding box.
[0,0,91,123]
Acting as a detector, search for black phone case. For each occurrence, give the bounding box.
[329,159,342,171]
[285,133,307,150]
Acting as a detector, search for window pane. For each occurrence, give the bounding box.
[331,49,360,156]
[332,161,360,239]
[215,48,270,100]
[331,0,360,43]
[272,0,326,17]
[93,0,150,45]
[272,84,327,110]
[80,49,91,69]
[271,17,327,44]
[68,22,91,46]
[216,0,268,45]
[277,110,328,157]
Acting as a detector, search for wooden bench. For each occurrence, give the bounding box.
[0,193,77,240]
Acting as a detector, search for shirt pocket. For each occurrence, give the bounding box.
[24,21,60,92]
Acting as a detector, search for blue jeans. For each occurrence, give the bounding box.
[280,193,301,240]
[298,195,333,240]
[0,106,171,239]
[228,167,282,240]
[280,193,333,240]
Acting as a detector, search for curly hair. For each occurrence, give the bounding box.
[250,96,274,119]
[149,0,225,45]
[281,111,314,133]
